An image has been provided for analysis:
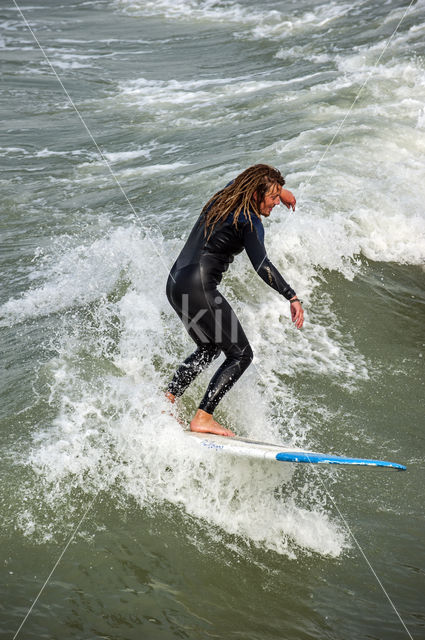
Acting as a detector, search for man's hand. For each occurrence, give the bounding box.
[290,299,304,329]
[280,188,296,211]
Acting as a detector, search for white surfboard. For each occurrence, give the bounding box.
[186,432,406,470]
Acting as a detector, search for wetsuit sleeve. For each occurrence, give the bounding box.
[242,219,296,300]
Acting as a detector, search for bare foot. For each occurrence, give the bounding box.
[163,392,184,426]
[190,409,235,437]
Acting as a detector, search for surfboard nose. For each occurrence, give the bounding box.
[275,451,406,470]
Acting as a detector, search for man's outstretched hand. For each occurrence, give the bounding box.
[290,299,304,329]
[280,188,296,211]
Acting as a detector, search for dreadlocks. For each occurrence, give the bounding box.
[201,164,285,237]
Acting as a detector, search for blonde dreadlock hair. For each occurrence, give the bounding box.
[201,164,285,238]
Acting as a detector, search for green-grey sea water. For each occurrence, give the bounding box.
[1,1,424,638]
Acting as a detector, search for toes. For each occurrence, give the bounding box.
[220,428,235,437]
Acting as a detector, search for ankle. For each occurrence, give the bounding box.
[165,391,176,404]
[193,409,212,420]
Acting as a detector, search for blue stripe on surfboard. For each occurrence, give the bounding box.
[275,452,406,470]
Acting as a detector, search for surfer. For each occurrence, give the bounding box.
[165,164,304,436]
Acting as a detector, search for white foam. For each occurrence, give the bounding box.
[72,159,190,184]
[118,75,274,105]
[0,227,153,324]
[417,106,425,129]
[115,0,353,43]
[114,75,302,130]
[115,0,281,27]
[118,161,190,178]
[8,0,423,557]
[103,148,152,163]
[5,224,348,557]
[263,44,425,269]
[27,393,346,556]
[35,148,84,158]
[0,146,30,156]
[48,59,92,70]
[275,47,333,64]
[248,2,353,41]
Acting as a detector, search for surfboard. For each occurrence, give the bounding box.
[186,433,406,470]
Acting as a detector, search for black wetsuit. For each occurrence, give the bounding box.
[166,208,296,414]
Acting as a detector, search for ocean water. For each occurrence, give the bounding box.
[1,0,424,638]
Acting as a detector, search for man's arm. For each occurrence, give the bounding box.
[243,220,295,300]
[280,188,296,211]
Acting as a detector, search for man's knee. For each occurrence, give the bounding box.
[240,344,253,371]
[225,342,253,372]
